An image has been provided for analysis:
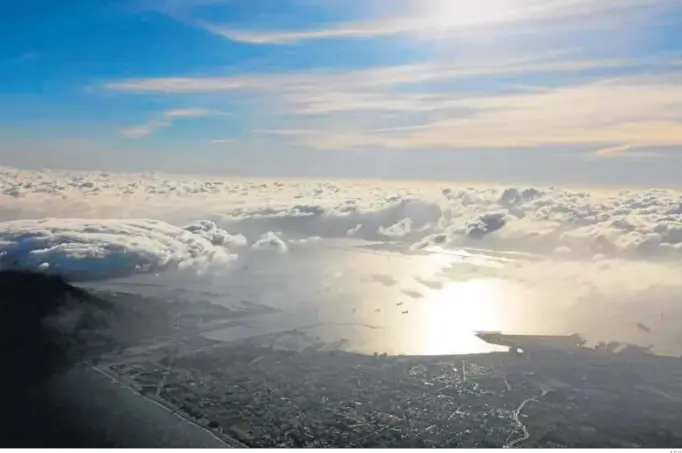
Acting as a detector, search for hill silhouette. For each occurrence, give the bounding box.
[0,269,109,386]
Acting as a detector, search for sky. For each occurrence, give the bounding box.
[1,0,682,185]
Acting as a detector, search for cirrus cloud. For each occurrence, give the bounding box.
[121,108,212,139]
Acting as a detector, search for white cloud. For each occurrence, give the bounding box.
[106,76,265,93]
[0,218,238,280]
[590,144,634,159]
[379,218,414,239]
[217,185,682,261]
[289,75,682,150]
[251,231,289,253]
[589,144,663,160]
[105,57,682,150]
[3,167,682,263]
[105,57,635,94]
[121,122,167,139]
[194,0,663,44]
[253,129,317,136]
[3,166,682,354]
[184,219,248,249]
[121,108,212,139]
[2,166,682,355]
[163,108,211,118]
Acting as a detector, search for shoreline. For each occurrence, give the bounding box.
[90,364,246,448]
[97,329,682,448]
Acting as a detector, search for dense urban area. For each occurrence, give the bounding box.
[98,324,682,448]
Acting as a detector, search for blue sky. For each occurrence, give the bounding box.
[1,0,682,185]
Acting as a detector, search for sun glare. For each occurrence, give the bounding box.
[417,279,505,355]
[427,0,517,30]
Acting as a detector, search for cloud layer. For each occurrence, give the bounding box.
[102,0,682,157]
[105,59,682,152]
[0,217,238,280]
[2,167,682,354]
[2,167,682,262]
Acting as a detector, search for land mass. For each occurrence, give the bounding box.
[99,327,682,448]
[3,269,682,448]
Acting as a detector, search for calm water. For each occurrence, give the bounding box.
[91,239,679,356]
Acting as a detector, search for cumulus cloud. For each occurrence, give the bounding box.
[251,231,289,253]
[184,219,248,249]
[219,198,442,245]
[0,218,237,280]
[2,167,682,262]
[214,184,682,261]
[379,218,414,239]
[3,167,682,355]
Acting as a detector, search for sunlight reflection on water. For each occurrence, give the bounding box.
[96,239,657,356]
[198,241,535,356]
[417,279,505,355]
